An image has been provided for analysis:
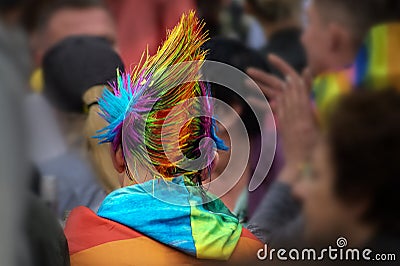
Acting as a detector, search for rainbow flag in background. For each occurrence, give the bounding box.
[312,23,400,119]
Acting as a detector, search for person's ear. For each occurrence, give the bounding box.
[110,145,125,173]
[328,23,351,54]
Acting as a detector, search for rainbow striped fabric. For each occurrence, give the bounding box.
[312,23,400,118]
[65,177,262,265]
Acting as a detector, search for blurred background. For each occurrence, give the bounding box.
[1,0,399,265]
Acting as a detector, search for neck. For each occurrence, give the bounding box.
[314,51,357,77]
[262,19,301,39]
[121,164,149,187]
[333,50,358,70]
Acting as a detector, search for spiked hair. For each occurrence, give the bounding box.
[96,12,227,182]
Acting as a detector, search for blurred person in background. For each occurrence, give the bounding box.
[1,1,70,265]
[26,0,117,164]
[248,0,400,245]
[1,1,32,264]
[24,0,119,219]
[43,35,125,194]
[105,0,195,66]
[39,35,126,219]
[197,0,267,50]
[203,38,271,222]
[29,0,116,92]
[243,0,307,221]
[84,86,122,194]
[295,89,400,258]
[246,0,306,75]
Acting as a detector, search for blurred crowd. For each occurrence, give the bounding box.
[1,0,400,265]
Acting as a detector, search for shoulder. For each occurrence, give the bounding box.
[64,207,143,255]
[64,207,200,265]
[229,228,264,263]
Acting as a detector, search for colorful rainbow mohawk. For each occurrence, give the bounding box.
[312,23,400,120]
[96,11,227,181]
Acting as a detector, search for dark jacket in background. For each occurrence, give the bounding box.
[262,28,307,76]
[25,193,70,266]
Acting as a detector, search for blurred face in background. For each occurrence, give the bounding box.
[301,0,357,76]
[301,1,332,75]
[294,140,362,245]
[33,7,116,66]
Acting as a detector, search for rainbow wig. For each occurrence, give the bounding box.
[95,12,227,182]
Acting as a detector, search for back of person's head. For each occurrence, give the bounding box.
[43,35,124,113]
[314,0,400,49]
[328,89,400,235]
[247,0,303,24]
[204,37,269,137]
[96,12,227,184]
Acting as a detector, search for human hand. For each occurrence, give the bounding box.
[247,54,318,184]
